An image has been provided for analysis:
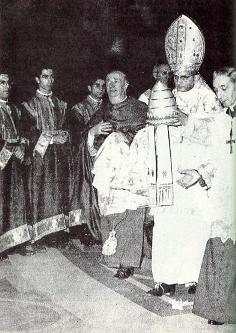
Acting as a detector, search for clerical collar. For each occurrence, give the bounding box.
[0,98,8,104]
[88,95,102,104]
[226,104,236,118]
[37,89,53,97]
[119,96,127,103]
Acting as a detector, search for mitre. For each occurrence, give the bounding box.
[165,15,205,75]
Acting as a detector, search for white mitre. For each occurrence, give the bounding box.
[165,14,205,75]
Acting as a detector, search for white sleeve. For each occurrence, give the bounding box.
[87,130,97,156]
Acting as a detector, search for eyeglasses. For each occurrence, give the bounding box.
[0,80,12,87]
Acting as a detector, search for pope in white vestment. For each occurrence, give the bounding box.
[149,15,223,295]
[151,79,222,286]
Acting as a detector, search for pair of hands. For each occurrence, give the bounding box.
[89,121,132,145]
[51,131,69,144]
[42,131,68,144]
[173,110,188,126]
[4,142,25,161]
[176,169,201,189]
[90,110,188,136]
[13,145,25,161]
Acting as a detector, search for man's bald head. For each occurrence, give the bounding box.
[106,70,129,104]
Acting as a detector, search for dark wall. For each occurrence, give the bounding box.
[0,0,235,105]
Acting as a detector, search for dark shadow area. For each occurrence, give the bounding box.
[0,0,235,105]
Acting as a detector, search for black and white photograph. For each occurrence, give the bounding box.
[0,1,235,332]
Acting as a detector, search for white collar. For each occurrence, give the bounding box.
[37,89,53,97]
[88,95,102,103]
[0,98,8,104]
[230,102,236,111]
[224,103,236,112]
[119,96,128,103]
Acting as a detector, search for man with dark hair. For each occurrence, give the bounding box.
[89,70,148,278]
[0,70,31,259]
[193,67,236,325]
[68,75,106,245]
[22,67,73,250]
[72,75,105,135]
[213,67,236,110]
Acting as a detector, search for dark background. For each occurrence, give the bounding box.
[0,0,235,105]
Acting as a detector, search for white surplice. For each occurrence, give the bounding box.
[208,111,236,243]
[92,131,150,215]
[151,77,223,285]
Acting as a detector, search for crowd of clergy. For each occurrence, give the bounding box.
[0,15,235,326]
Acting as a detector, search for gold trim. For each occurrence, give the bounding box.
[0,224,31,253]
[165,15,205,74]
[32,214,66,242]
[68,209,83,227]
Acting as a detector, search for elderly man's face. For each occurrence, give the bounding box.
[174,73,195,92]
[0,74,11,100]
[213,74,236,108]
[36,69,54,93]
[106,72,128,100]
[153,64,172,86]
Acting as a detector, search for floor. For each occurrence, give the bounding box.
[0,244,235,333]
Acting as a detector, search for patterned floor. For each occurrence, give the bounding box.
[0,246,235,333]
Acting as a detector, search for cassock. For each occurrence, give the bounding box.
[91,96,147,268]
[151,76,223,284]
[71,95,103,138]
[0,100,31,254]
[22,90,73,242]
[193,109,236,324]
[69,95,104,239]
